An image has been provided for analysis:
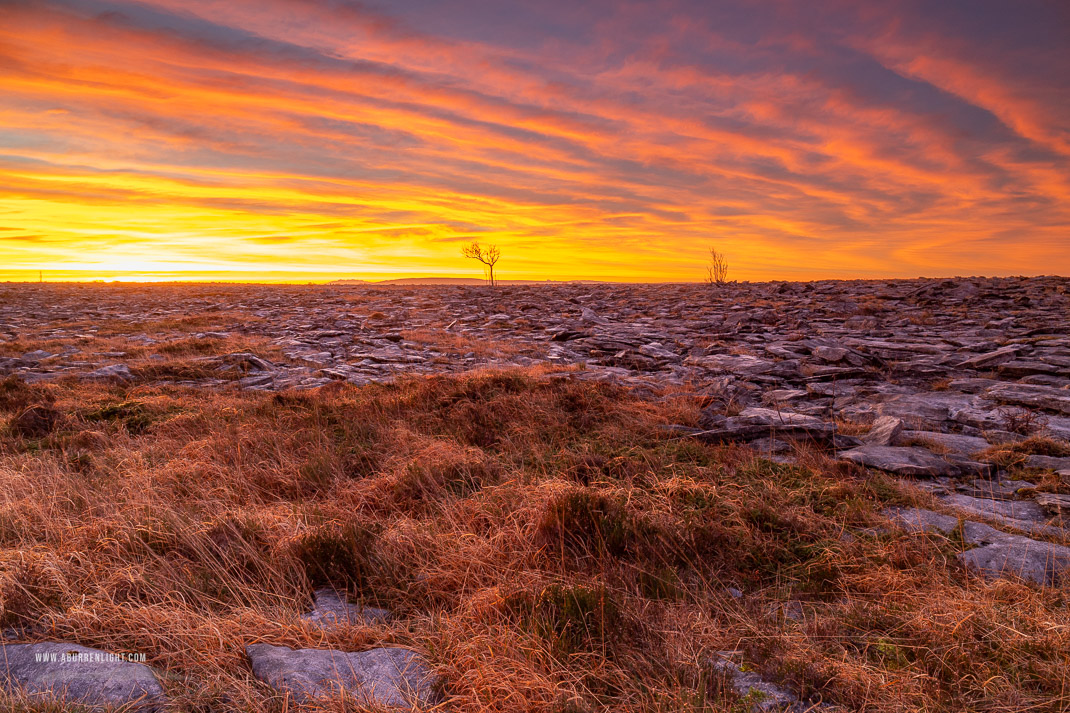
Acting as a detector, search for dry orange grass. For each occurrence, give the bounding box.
[400,329,529,360]
[0,368,1067,711]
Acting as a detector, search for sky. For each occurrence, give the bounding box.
[1,0,1068,282]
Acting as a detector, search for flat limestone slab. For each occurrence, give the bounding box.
[1036,492,1070,517]
[883,506,1070,586]
[984,383,1070,415]
[0,642,166,711]
[840,445,958,477]
[958,536,1070,586]
[899,430,989,456]
[940,492,1049,524]
[301,588,391,631]
[246,643,439,707]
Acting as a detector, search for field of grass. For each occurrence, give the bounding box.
[1,367,1068,711]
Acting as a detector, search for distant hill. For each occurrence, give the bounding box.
[329,277,608,286]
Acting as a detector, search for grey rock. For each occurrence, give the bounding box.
[864,416,903,446]
[580,307,607,325]
[762,389,808,405]
[19,350,51,362]
[876,392,977,429]
[85,364,133,381]
[302,588,391,630]
[1019,374,1070,387]
[951,406,1005,431]
[884,506,1007,545]
[221,352,275,372]
[948,378,1001,393]
[884,507,1070,585]
[840,445,960,477]
[1024,455,1070,470]
[736,407,827,428]
[899,430,989,456]
[749,437,794,455]
[883,506,960,535]
[958,537,1070,586]
[710,654,811,711]
[698,406,847,445]
[549,329,587,342]
[956,478,1034,501]
[246,643,439,706]
[689,354,787,377]
[1042,417,1070,442]
[984,383,1070,415]
[0,642,166,711]
[1035,492,1070,517]
[812,345,849,363]
[999,360,1066,378]
[957,345,1021,369]
[939,492,1050,526]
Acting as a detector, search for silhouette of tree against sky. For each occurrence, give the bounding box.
[705,246,729,286]
[462,241,501,286]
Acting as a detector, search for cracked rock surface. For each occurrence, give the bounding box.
[246,643,439,706]
[301,588,392,631]
[0,642,167,711]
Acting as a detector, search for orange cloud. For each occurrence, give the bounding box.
[0,0,1067,282]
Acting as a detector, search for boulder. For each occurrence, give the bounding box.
[245,644,439,707]
[863,416,903,446]
[811,345,849,363]
[0,642,166,711]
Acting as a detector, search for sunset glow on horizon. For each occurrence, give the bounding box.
[1,0,1068,282]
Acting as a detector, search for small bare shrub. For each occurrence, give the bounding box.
[998,407,1048,435]
[704,246,729,286]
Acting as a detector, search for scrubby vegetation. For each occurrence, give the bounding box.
[0,368,1068,711]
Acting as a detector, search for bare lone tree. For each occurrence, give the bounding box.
[705,246,729,286]
[462,241,501,286]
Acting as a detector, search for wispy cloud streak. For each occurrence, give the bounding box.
[0,0,1067,280]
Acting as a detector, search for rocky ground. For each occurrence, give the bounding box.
[1,276,1069,711]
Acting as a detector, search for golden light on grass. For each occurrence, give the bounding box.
[1,361,1068,710]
